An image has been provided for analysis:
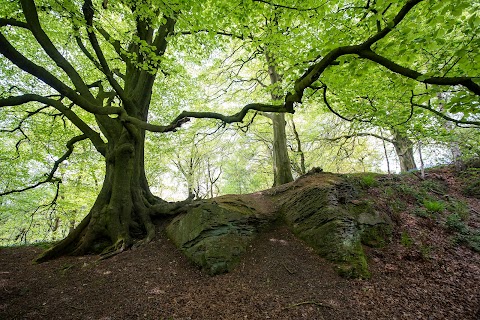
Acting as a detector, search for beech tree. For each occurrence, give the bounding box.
[1,0,479,260]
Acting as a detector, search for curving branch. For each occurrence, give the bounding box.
[321,85,374,123]
[0,134,88,197]
[82,0,131,109]
[122,102,291,133]
[74,30,102,71]
[321,85,354,122]
[176,29,248,40]
[20,0,94,100]
[95,25,129,61]
[326,132,394,144]
[0,94,107,154]
[287,0,479,110]
[0,31,119,116]
[0,18,29,29]
[410,94,480,127]
[253,0,328,11]
[358,49,480,95]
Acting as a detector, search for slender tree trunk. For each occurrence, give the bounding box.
[271,113,294,185]
[291,118,306,175]
[266,52,293,186]
[380,129,391,175]
[391,129,417,172]
[418,140,425,179]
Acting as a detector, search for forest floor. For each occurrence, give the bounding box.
[1,165,480,320]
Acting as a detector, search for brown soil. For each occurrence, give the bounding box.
[1,167,480,319]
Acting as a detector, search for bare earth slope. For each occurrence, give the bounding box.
[1,165,479,319]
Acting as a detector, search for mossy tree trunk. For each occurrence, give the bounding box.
[35,13,174,261]
[37,131,160,261]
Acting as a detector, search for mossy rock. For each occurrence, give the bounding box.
[281,179,391,279]
[166,200,274,275]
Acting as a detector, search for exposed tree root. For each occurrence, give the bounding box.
[34,187,195,263]
[98,239,127,261]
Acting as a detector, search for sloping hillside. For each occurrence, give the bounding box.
[1,163,479,319]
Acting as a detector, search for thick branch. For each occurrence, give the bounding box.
[0,94,107,154]
[82,0,132,109]
[288,0,479,109]
[0,134,88,197]
[0,18,29,29]
[122,102,292,133]
[0,32,119,116]
[20,0,94,100]
[358,49,480,95]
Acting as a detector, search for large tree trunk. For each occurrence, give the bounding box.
[36,129,162,261]
[392,129,417,172]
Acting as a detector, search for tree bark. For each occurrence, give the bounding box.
[36,128,162,261]
[290,118,306,176]
[271,113,294,185]
[266,52,294,186]
[391,129,417,172]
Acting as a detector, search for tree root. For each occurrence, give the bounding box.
[98,239,127,261]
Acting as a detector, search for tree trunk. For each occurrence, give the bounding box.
[266,52,294,186]
[36,128,161,261]
[391,129,417,172]
[290,117,306,176]
[272,113,294,185]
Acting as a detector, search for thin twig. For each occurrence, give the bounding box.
[282,262,296,274]
[286,301,335,309]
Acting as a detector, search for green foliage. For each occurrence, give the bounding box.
[446,200,470,220]
[445,213,480,253]
[464,180,480,198]
[445,213,468,233]
[420,180,447,195]
[400,231,414,247]
[412,207,429,218]
[359,173,379,189]
[423,200,445,213]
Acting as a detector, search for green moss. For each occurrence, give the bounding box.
[420,179,447,194]
[412,207,430,218]
[361,224,392,248]
[166,202,263,275]
[446,200,469,220]
[359,173,379,188]
[296,219,371,279]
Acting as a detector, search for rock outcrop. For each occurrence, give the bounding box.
[166,172,392,278]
